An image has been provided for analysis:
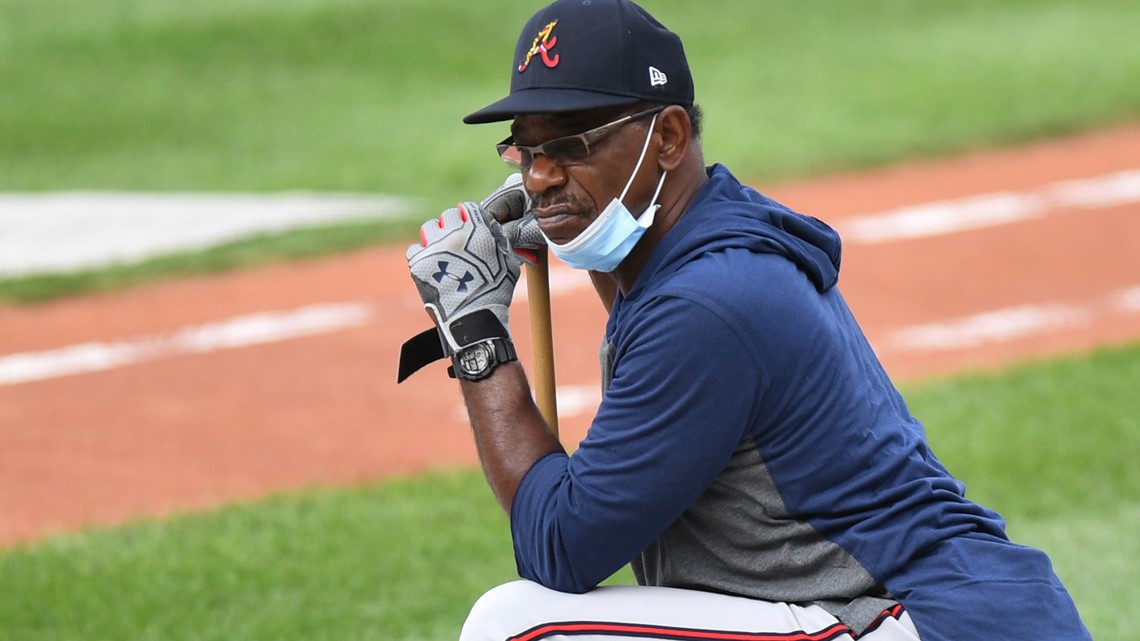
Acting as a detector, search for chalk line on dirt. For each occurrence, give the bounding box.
[1,168,1136,278]
[2,169,1136,393]
[885,286,1140,352]
[837,168,1140,244]
[467,288,1140,421]
[0,302,374,386]
[4,285,1138,427]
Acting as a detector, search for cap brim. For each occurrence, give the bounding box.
[463,88,643,124]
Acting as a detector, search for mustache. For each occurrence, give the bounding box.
[532,191,592,213]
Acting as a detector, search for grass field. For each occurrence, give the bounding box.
[2,0,1140,300]
[1,343,1136,640]
[1,0,1138,639]
[4,0,1138,196]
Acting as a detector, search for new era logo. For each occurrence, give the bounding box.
[648,66,668,87]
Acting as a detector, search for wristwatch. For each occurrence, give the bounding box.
[450,338,517,381]
[398,309,515,384]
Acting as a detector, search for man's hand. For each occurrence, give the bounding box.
[397,175,544,384]
[481,172,530,223]
[407,201,522,351]
[481,173,546,265]
[402,176,565,513]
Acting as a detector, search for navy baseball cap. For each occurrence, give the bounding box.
[463,0,694,124]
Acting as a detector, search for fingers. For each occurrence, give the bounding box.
[410,203,478,253]
[481,173,530,223]
[406,179,532,264]
[404,197,523,350]
[498,215,542,266]
[503,214,546,248]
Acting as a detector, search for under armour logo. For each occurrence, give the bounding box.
[433,260,475,292]
[648,66,668,87]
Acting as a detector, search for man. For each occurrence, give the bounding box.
[400,1,1092,640]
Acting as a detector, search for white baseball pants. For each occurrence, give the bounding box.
[459,580,921,641]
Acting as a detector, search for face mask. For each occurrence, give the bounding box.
[544,114,667,272]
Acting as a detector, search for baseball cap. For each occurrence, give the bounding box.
[463,0,694,124]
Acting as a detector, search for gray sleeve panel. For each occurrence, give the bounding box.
[631,436,897,633]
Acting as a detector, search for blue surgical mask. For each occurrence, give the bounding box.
[544,114,667,272]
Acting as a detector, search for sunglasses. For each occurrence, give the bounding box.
[496,105,667,170]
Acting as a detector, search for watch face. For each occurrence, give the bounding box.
[458,343,493,375]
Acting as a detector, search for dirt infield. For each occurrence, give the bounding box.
[2,124,1138,547]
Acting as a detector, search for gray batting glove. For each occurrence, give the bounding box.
[480,173,546,265]
[481,173,529,222]
[407,201,522,352]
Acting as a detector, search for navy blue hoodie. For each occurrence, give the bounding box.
[511,164,1090,640]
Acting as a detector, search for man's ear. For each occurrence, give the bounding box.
[655,105,691,172]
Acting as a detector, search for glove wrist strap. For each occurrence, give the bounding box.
[396,309,510,383]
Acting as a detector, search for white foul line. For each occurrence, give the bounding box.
[547,287,1140,418]
[837,169,1140,244]
[885,286,1140,352]
[521,168,1140,297]
[3,168,1139,390]
[0,169,1134,278]
[886,304,1092,351]
[0,303,373,386]
[3,285,1138,390]
[1115,286,1140,313]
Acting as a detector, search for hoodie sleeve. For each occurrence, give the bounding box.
[509,292,766,592]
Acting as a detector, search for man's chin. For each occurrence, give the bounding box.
[536,214,590,245]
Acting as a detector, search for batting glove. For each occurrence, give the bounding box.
[482,173,530,223]
[481,173,546,265]
[397,176,544,383]
[407,201,523,352]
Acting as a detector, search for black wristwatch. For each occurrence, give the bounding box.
[398,309,515,384]
[450,338,517,381]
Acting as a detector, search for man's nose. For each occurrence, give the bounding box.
[522,154,567,196]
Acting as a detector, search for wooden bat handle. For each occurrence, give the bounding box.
[526,249,559,436]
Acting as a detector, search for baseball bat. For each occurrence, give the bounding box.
[527,249,559,436]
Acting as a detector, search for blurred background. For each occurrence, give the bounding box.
[0,1,1138,640]
[4,0,1139,210]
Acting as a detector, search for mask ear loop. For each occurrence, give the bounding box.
[647,170,667,211]
[618,113,660,203]
[622,113,668,228]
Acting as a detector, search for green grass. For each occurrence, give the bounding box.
[0,471,517,641]
[3,0,1137,195]
[3,0,1140,302]
[907,343,1140,641]
[2,342,1136,640]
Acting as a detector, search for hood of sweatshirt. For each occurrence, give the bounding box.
[627,163,842,301]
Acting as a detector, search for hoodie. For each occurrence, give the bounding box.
[510,164,1089,640]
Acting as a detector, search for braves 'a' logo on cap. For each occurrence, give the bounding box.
[518,20,560,73]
